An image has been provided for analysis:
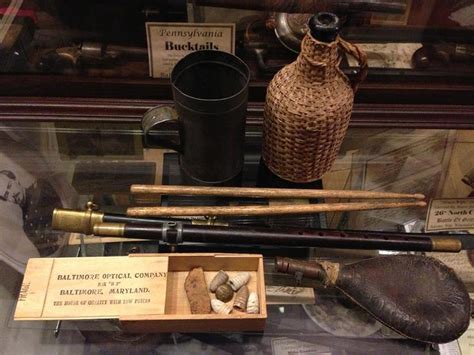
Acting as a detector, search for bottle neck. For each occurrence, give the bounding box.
[296,34,340,83]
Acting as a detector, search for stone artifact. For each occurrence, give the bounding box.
[233,285,249,311]
[246,292,259,314]
[184,267,211,314]
[215,284,234,302]
[211,299,232,315]
[229,272,251,291]
[209,270,229,292]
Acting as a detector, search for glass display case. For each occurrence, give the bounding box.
[2,1,474,75]
[1,0,474,354]
[0,0,473,102]
[1,120,473,353]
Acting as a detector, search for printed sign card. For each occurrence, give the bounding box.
[146,22,235,78]
[265,286,315,305]
[14,256,168,320]
[426,198,474,232]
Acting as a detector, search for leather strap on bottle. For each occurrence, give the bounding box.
[338,37,368,93]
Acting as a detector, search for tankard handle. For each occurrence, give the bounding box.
[338,38,368,93]
[142,105,181,151]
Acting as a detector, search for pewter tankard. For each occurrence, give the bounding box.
[143,50,250,185]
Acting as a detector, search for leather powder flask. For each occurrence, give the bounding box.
[276,255,471,344]
[262,12,368,183]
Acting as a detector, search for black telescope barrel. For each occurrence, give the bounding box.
[123,224,434,251]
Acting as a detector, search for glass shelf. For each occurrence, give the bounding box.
[0,120,472,353]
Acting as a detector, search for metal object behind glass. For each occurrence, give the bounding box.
[143,50,250,185]
[276,255,471,343]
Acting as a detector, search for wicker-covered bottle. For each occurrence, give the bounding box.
[262,12,367,183]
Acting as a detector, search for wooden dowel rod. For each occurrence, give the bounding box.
[127,201,427,217]
[130,184,425,200]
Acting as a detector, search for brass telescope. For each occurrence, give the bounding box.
[52,207,466,253]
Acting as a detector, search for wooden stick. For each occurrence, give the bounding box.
[127,201,427,217]
[130,184,426,200]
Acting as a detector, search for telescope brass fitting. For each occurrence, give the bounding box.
[52,202,104,235]
[93,223,125,237]
[431,237,462,252]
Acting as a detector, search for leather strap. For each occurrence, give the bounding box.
[338,37,368,93]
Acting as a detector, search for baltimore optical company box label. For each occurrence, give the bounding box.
[14,256,168,320]
[426,198,474,232]
[146,22,235,78]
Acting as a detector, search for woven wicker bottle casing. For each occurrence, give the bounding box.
[262,34,366,183]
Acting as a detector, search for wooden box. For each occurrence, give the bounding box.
[15,253,267,333]
[120,253,267,332]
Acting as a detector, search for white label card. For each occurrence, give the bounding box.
[426,198,474,232]
[146,22,235,78]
